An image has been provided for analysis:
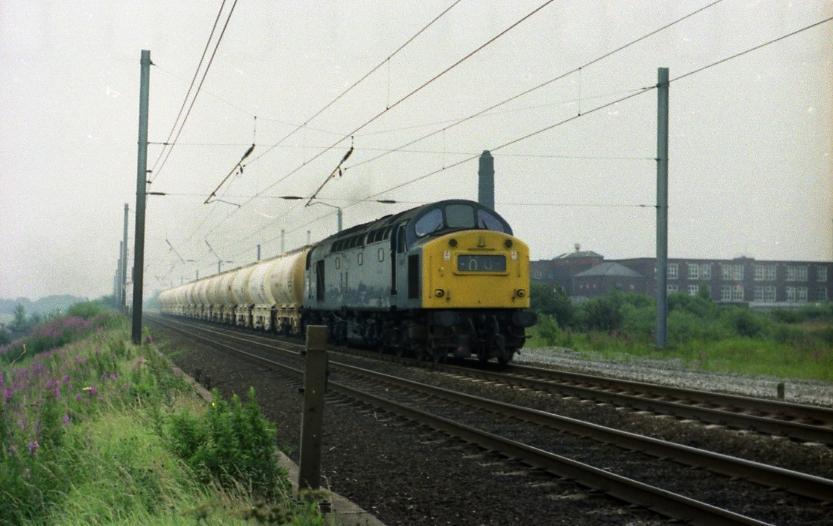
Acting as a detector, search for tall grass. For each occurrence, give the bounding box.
[1,314,322,525]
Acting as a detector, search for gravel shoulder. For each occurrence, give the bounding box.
[515,346,833,407]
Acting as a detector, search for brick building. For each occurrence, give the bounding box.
[533,248,831,305]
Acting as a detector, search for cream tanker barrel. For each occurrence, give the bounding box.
[217,272,237,306]
[206,275,225,305]
[248,260,278,306]
[230,264,257,304]
[268,249,309,305]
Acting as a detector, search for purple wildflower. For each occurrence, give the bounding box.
[62,374,70,385]
[27,440,39,456]
[63,414,71,426]
[3,388,12,402]
[75,393,81,402]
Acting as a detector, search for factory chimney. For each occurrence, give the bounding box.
[478,150,494,210]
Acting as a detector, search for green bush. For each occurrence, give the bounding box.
[167,387,287,498]
[530,283,575,327]
[724,308,768,338]
[67,301,108,320]
[668,292,717,318]
[580,296,624,333]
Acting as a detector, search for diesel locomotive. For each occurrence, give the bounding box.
[159,199,536,363]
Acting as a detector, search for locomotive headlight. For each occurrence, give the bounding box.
[448,238,458,247]
[504,239,513,248]
[515,288,526,298]
[434,288,446,298]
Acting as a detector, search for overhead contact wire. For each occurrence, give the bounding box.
[148,0,228,179]
[151,0,240,184]
[344,0,725,172]
[211,0,557,239]
[350,12,833,205]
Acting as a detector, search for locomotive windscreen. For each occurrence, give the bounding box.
[457,254,507,273]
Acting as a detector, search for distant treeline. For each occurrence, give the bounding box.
[0,295,88,317]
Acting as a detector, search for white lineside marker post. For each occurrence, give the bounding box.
[299,325,328,490]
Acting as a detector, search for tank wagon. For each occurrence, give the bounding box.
[160,199,536,363]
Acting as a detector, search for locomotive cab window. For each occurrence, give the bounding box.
[414,208,443,237]
[477,209,509,233]
[445,204,475,229]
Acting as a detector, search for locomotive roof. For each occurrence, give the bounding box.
[317,199,507,246]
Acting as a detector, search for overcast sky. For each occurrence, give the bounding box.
[1,0,831,300]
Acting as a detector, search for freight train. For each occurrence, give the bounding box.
[159,199,536,363]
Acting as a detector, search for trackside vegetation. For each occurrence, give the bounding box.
[528,284,833,381]
[0,303,322,525]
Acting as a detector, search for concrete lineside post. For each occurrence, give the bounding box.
[122,203,129,313]
[117,241,124,306]
[298,325,328,490]
[655,67,669,349]
[131,49,151,345]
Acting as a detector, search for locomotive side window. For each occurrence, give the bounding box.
[476,209,507,233]
[396,224,407,253]
[414,209,442,237]
[445,204,475,228]
[315,260,325,301]
[377,247,385,262]
[358,252,364,265]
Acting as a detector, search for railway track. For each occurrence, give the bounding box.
[148,315,833,524]
[178,316,833,445]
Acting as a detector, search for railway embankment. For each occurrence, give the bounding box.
[0,307,324,525]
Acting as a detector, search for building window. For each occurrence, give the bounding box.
[700,264,711,279]
[786,265,808,282]
[753,264,776,281]
[688,284,698,296]
[754,286,776,303]
[786,286,808,303]
[667,283,678,293]
[721,285,744,302]
[818,266,828,282]
[667,263,678,280]
[721,263,743,281]
[687,264,699,280]
[818,288,827,301]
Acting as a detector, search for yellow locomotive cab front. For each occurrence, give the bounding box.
[421,230,531,310]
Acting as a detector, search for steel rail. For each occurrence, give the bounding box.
[505,363,833,426]
[148,316,773,525]
[149,315,833,502]
[152,315,833,444]
[438,362,833,445]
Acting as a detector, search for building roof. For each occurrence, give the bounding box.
[574,262,643,278]
[554,250,603,260]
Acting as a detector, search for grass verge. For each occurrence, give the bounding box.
[1,314,323,525]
